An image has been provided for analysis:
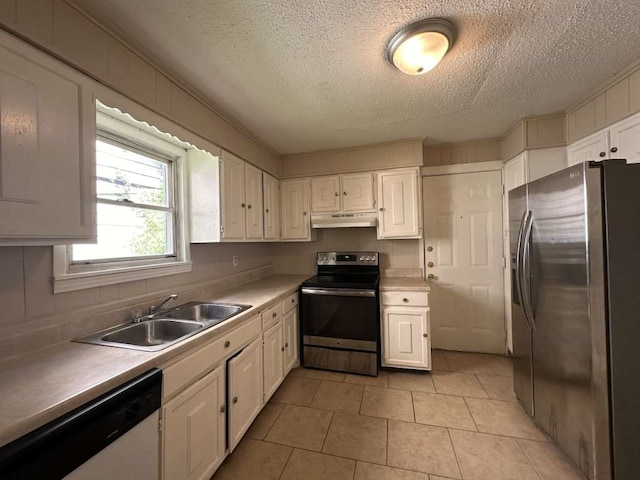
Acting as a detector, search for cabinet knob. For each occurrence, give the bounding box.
[335,192,340,196]
[220,405,226,413]
[403,298,409,303]
[291,299,295,303]
[343,191,347,195]
[272,312,277,317]
[611,147,618,153]
[303,211,307,216]
[285,342,289,347]
[427,274,435,280]
[426,246,434,252]
[247,204,252,209]
[423,333,428,338]
[232,396,238,404]
[599,152,606,157]
[427,262,434,268]
[266,208,270,213]
[241,203,246,207]
[224,340,231,348]
[379,207,385,212]
[281,347,285,352]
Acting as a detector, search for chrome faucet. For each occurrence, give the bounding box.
[148,294,179,315]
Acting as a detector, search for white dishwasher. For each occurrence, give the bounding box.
[0,368,162,480]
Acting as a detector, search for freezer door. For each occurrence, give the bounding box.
[527,164,593,476]
[508,186,533,415]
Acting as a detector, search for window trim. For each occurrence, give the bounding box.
[53,102,192,293]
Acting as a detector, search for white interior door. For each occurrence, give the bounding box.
[423,171,505,353]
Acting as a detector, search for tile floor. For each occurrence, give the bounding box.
[211,350,586,480]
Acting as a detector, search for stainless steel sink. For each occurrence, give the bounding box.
[101,319,204,346]
[162,303,249,322]
[73,301,252,351]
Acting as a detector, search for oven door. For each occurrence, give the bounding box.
[300,287,378,352]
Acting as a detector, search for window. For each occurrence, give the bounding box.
[54,103,192,293]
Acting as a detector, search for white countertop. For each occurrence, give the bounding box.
[380,277,430,291]
[0,274,307,449]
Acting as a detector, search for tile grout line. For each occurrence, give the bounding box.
[276,446,296,480]
[462,397,481,433]
[514,438,544,480]
[261,402,287,440]
[446,427,465,480]
[319,410,335,453]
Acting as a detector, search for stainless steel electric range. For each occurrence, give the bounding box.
[299,251,380,376]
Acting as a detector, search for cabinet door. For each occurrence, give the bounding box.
[280,179,311,240]
[609,113,640,164]
[244,163,264,240]
[504,153,528,192]
[263,321,284,401]
[377,169,420,238]
[342,173,375,212]
[567,131,609,166]
[263,172,280,240]
[283,307,299,375]
[221,151,245,240]
[162,364,226,480]
[382,306,430,369]
[228,338,263,451]
[311,176,340,213]
[0,29,95,243]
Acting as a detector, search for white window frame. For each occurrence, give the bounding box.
[53,104,192,293]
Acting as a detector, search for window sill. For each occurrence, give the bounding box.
[53,260,193,294]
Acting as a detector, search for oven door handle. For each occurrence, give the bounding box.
[301,288,377,298]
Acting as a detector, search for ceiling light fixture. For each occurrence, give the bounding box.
[387,18,456,75]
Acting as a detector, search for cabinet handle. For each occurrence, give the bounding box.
[599,152,606,157]
[220,405,226,413]
[272,312,277,318]
[611,147,618,153]
[224,340,231,348]
[241,203,246,208]
[232,396,238,404]
[402,298,409,303]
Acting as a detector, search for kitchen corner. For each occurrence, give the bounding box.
[0,273,307,450]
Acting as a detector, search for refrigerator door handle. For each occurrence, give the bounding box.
[521,210,536,331]
[515,211,533,331]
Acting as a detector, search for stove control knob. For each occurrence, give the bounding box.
[359,256,364,261]
[365,256,371,261]
[371,255,377,262]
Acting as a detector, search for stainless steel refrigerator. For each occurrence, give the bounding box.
[510,160,640,480]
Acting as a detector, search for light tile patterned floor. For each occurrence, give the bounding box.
[212,350,586,480]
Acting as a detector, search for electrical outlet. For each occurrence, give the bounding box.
[232,254,239,266]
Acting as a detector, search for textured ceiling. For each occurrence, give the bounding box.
[72,0,640,154]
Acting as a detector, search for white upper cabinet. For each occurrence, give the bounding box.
[280,178,314,241]
[189,149,269,242]
[262,172,280,241]
[567,131,610,166]
[609,113,640,164]
[244,163,264,240]
[221,151,246,240]
[0,30,95,245]
[567,112,640,166]
[377,168,421,239]
[310,173,375,213]
[504,153,528,191]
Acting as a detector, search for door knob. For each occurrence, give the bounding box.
[427,274,435,280]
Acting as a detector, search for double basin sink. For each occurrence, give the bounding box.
[74,302,252,352]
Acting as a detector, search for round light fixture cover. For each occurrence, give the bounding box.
[387,18,456,75]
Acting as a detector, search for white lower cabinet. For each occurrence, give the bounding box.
[228,337,263,452]
[262,320,284,400]
[162,364,226,480]
[283,307,298,375]
[381,290,431,370]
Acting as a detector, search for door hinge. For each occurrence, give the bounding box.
[220,225,224,233]
[502,184,506,196]
[158,416,163,433]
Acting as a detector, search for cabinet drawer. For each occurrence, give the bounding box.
[282,292,298,314]
[163,315,261,400]
[261,302,282,329]
[381,291,429,307]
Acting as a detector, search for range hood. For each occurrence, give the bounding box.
[311,212,378,229]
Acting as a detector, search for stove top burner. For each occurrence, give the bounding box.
[302,251,380,290]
